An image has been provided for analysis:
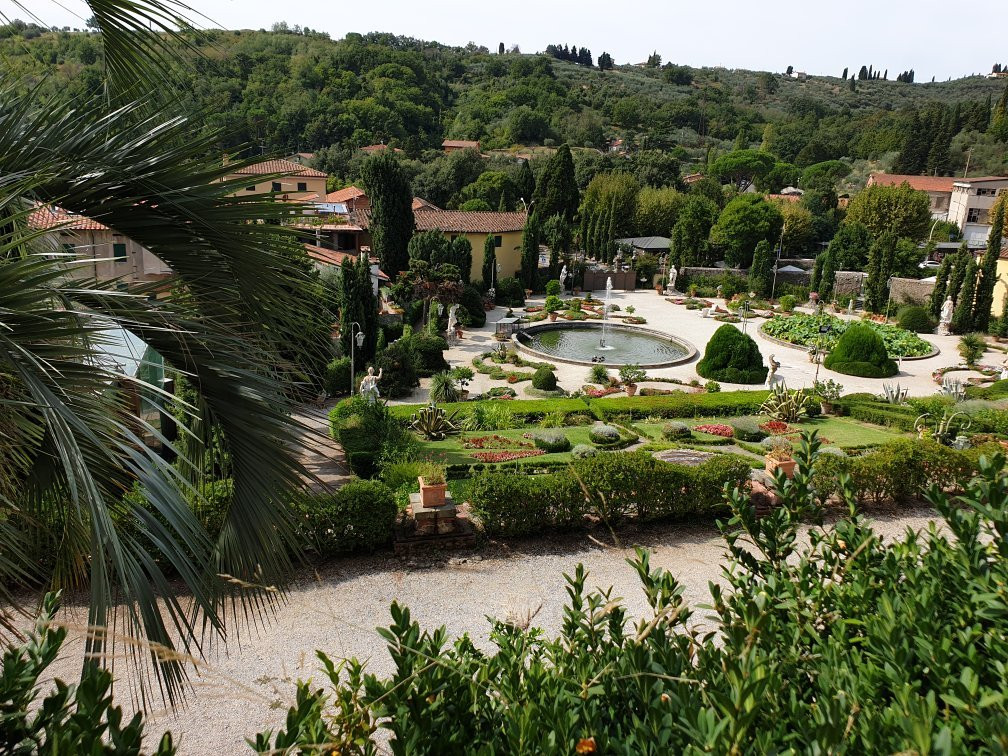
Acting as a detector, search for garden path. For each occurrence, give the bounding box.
[291,401,353,491]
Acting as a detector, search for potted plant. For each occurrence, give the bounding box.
[764,444,796,479]
[450,366,475,400]
[544,294,563,322]
[418,463,447,507]
[813,379,843,415]
[656,275,667,294]
[618,364,646,396]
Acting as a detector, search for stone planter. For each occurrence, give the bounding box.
[460,390,470,401]
[548,312,558,322]
[625,384,638,397]
[418,477,446,507]
[765,457,796,479]
[820,401,835,415]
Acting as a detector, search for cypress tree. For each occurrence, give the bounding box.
[519,212,541,290]
[972,202,1004,331]
[951,257,978,334]
[359,151,414,278]
[532,144,579,222]
[356,253,378,362]
[590,209,605,261]
[338,256,359,358]
[842,66,848,80]
[451,234,473,285]
[819,251,837,301]
[748,240,772,297]
[810,252,823,292]
[848,76,856,92]
[947,244,971,304]
[605,198,619,263]
[998,291,1008,339]
[929,254,953,319]
[481,234,497,290]
[864,233,895,313]
[516,160,535,205]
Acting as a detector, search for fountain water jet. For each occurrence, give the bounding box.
[599,276,614,350]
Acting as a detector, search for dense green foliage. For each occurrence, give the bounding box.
[696,324,768,384]
[531,366,559,391]
[255,441,1008,753]
[762,312,932,356]
[823,322,897,377]
[293,481,397,555]
[896,304,936,333]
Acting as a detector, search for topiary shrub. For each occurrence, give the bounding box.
[571,443,597,459]
[661,421,691,440]
[410,332,449,377]
[375,338,420,398]
[731,417,766,442]
[324,357,351,396]
[532,366,558,391]
[294,480,397,555]
[696,324,769,384]
[533,430,571,453]
[545,279,562,296]
[897,305,935,334]
[589,423,621,445]
[778,294,797,313]
[823,322,897,378]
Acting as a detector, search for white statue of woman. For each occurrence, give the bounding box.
[940,296,954,325]
[765,354,780,388]
[446,304,460,343]
[667,266,678,292]
[1001,357,1008,381]
[360,366,383,404]
[559,264,568,292]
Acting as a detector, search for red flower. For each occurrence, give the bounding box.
[471,450,546,463]
[759,421,791,435]
[694,423,733,437]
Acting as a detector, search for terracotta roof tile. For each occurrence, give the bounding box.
[326,186,367,203]
[411,196,441,211]
[28,204,108,231]
[231,157,327,178]
[867,173,956,193]
[441,139,480,150]
[413,209,527,234]
[303,244,389,280]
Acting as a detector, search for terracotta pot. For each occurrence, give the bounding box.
[548,312,558,322]
[820,401,835,415]
[418,477,446,507]
[765,457,796,479]
[625,384,638,397]
[656,285,664,294]
[460,390,470,401]
[455,327,464,339]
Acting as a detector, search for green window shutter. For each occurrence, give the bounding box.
[113,242,127,262]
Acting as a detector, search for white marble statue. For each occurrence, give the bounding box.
[847,298,854,315]
[447,304,460,343]
[559,264,568,293]
[939,295,954,335]
[1001,358,1008,381]
[765,354,781,388]
[360,366,383,404]
[667,266,678,293]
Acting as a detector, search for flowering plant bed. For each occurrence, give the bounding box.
[470,449,545,463]
[693,423,734,438]
[759,420,793,435]
[462,434,534,450]
[761,312,933,357]
[583,385,622,398]
[932,365,999,385]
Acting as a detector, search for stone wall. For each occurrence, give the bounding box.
[830,271,934,306]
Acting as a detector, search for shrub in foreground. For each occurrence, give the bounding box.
[531,366,558,391]
[823,322,897,378]
[896,304,936,333]
[696,324,768,384]
[533,429,571,453]
[293,480,397,556]
[259,441,1008,753]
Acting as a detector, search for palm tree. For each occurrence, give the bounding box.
[0,1,325,706]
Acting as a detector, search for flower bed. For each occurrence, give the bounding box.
[583,385,621,398]
[462,434,534,450]
[932,365,999,385]
[470,449,546,463]
[693,423,734,438]
[761,313,933,357]
[760,420,792,435]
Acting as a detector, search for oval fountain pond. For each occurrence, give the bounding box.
[514,323,696,368]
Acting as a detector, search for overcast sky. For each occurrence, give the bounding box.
[5,0,1004,81]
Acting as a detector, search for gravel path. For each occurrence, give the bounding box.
[35,507,942,754]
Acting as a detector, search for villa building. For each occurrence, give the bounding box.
[947,177,1008,245]
[866,173,957,219]
[222,157,328,201]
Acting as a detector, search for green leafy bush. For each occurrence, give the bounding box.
[429,371,461,403]
[705,380,721,393]
[661,421,691,440]
[589,423,621,444]
[459,285,487,328]
[958,332,986,366]
[459,402,516,431]
[762,312,932,357]
[823,322,897,378]
[533,429,571,452]
[571,443,597,459]
[294,480,397,555]
[731,417,766,442]
[410,332,449,376]
[696,324,768,384]
[544,294,563,313]
[618,364,646,385]
[375,338,420,398]
[531,366,558,391]
[588,363,609,384]
[323,356,351,396]
[495,276,525,307]
[778,294,797,312]
[897,304,936,333]
[545,279,562,296]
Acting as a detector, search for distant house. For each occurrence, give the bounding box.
[303,244,388,295]
[947,177,1008,245]
[441,139,480,153]
[28,204,172,290]
[615,236,671,254]
[413,210,526,283]
[359,144,403,154]
[683,172,704,185]
[411,197,442,211]
[222,157,328,201]
[326,186,370,212]
[866,173,958,219]
[608,138,625,153]
[789,70,808,80]
[287,152,315,165]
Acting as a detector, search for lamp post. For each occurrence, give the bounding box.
[740,296,752,335]
[349,321,364,396]
[884,276,895,321]
[770,222,786,304]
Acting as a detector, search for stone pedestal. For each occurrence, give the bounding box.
[394,492,477,556]
[411,492,459,535]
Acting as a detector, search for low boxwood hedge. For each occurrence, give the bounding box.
[293,480,398,556]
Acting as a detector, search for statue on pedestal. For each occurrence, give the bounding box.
[559,264,568,294]
[939,296,954,335]
[765,354,780,388]
[667,266,678,293]
[360,366,383,404]
[447,304,460,344]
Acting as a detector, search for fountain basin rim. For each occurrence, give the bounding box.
[512,321,697,368]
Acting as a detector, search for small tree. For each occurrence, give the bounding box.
[929,253,953,319]
[951,257,978,334]
[519,212,541,291]
[481,235,496,290]
[748,239,773,297]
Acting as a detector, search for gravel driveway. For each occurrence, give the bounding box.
[35,508,941,754]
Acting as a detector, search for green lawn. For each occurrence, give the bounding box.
[634,415,905,448]
[417,426,599,466]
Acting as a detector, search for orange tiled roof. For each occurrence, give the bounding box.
[414,209,526,234]
[866,173,956,193]
[411,196,442,211]
[28,204,108,231]
[230,157,327,178]
[768,193,801,203]
[442,139,480,150]
[304,244,389,280]
[326,186,367,203]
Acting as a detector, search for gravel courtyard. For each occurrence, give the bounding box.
[37,507,942,754]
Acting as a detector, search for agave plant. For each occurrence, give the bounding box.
[880,382,908,405]
[409,403,461,440]
[0,0,330,705]
[760,382,812,423]
[940,376,967,401]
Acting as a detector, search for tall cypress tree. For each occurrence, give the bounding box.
[590,209,605,261]
[864,233,895,313]
[929,254,953,319]
[360,152,414,277]
[972,202,1004,331]
[605,198,619,263]
[951,257,978,334]
[338,256,359,358]
[450,235,473,285]
[516,160,535,205]
[748,240,772,297]
[481,234,497,290]
[519,212,541,290]
[532,144,579,222]
[356,253,378,362]
[819,251,837,301]
[810,252,823,292]
[947,244,971,304]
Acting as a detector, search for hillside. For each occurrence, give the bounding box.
[3,22,1006,182]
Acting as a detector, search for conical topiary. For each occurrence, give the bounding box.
[696,324,768,384]
[823,322,897,377]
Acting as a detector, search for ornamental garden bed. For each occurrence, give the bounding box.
[761,313,936,358]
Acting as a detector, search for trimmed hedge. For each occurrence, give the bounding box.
[533,430,571,452]
[842,401,918,432]
[731,417,766,442]
[469,452,751,537]
[897,305,936,334]
[293,481,397,556]
[696,324,768,384]
[824,322,897,378]
[532,366,558,391]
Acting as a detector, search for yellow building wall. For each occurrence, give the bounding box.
[465,230,523,284]
[224,174,327,200]
[994,258,1008,316]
